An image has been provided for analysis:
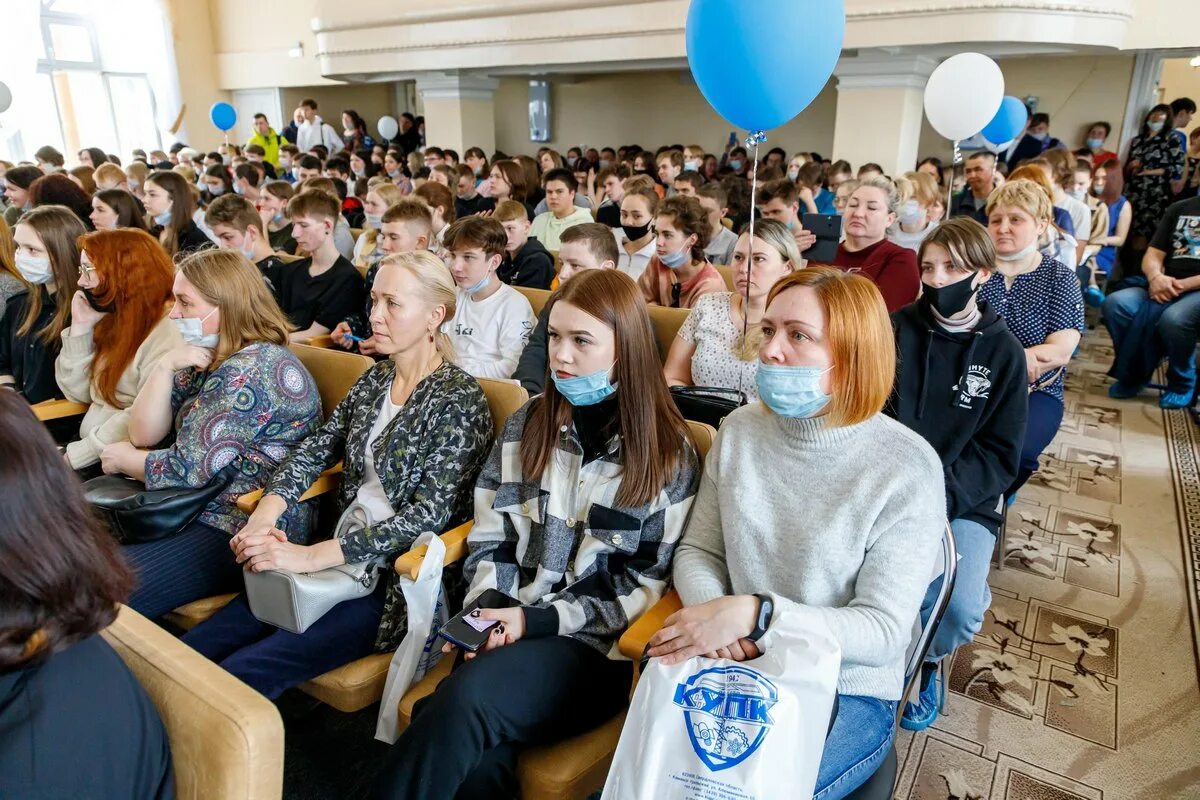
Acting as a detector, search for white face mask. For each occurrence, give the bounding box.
[996,239,1040,262]
[173,307,220,349]
[897,199,924,226]
[15,253,52,284]
[787,166,800,181]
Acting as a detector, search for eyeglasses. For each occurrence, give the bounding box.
[78,262,95,279]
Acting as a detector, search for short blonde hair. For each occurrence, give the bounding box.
[852,176,900,214]
[93,163,126,187]
[899,171,941,208]
[177,249,291,366]
[369,183,403,209]
[986,179,1053,223]
[493,199,529,223]
[171,164,196,183]
[765,267,894,427]
[378,251,458,363]
[124,160,149,186]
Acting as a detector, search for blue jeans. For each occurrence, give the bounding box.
[182,587,385,699]
[813,695,897,799]
[1103,286,1200,393]
[919,518,994,662]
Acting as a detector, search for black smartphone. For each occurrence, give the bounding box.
[727,131,737,147]
[439,588,518,652]
[801,213,842,264]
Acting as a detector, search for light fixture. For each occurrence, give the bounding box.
[1191,55,1200,68]
[288,41,304,59]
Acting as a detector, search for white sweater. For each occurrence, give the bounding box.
[442,284,535,380]
[673,403,946,701]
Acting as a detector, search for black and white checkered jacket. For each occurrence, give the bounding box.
[463,399,701,659]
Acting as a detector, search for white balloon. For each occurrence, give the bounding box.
[0,83,11,115]
[923,53,1005,141]
[377,115,399,141]
[984,138,1012,154]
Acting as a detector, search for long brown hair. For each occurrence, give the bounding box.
[0,393,132,669]
[520,269,691,507]
[176,249,291,367]
[94,189,150,232]
[16,206,85,345]
[146,170,197,258]
[492,160,527,203]
[79,229,175,405]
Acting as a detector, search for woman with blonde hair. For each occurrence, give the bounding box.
[888,171,943,251]
[980,179,1084,495]
[665,218,801,400]
[353,182,404,269]
[55,229,181,474]
[650,266,945,800]
[101,248,321,619]
[182,251,494,697]
[1009,163,1078,267]
[93,162,128,192]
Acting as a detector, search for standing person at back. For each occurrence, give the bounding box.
[529,168,594,251]
[637,195,725,308]
[441,216,535,379]
[495,199,554,289]
[295,99,345,154]
[246,113,283,169]
[274,190,365,342]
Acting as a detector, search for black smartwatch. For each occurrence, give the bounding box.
[748,593,774,642]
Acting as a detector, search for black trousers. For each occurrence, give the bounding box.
[372,636,631,800]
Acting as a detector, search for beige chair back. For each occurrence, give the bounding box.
[686,420,717,460]
[515,286,552,318]
[714,264,734,291]
[288,343,375,419]
[478,379,530,439]
[102,606,284,800]
[646,304,691,363]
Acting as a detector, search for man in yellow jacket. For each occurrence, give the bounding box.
[246,113,284,169]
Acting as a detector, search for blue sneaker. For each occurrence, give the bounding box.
[1108,381,1141,399]
[1006,492,1018,508]
[1084,286,1105,308]
[1161,391,1193,410]
[900,664,941,732]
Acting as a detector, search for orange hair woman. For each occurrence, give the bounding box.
[55,228,181,473]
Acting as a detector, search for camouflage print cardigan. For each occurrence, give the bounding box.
[264,359,493,651]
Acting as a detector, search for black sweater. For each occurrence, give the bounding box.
[499,237,554,289]
[887,299,1028,533]
[0,288,62,403]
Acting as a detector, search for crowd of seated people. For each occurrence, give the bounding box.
[1,96,1197,798]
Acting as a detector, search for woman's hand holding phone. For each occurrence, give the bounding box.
[441,606,526,660]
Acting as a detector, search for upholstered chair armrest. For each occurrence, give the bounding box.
[618,590,682,662]
[393,520,473,580]
[32,399,89,421]
[235,463,344,514]
[305,335,335,349]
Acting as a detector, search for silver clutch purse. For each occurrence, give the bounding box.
[244,503,384,634]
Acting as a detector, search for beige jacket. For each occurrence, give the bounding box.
[55,315,182,468]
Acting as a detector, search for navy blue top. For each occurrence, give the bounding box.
[977,254,1085,402]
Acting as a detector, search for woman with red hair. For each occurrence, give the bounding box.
[55,228,181,474]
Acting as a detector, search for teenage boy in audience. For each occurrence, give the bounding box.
[205,194,289,291]
[414,181,456,255]
[324,156,352,186]
[441,216,536,379]
[952,152,998,225]
[514,222,619,394]
[495,199,554,289]
[698,183,738,265]
[595,164,629,228]
[331,197,434,354]
[297,176,356,259]
[279,144,301,182]
[273,190,365,342]
[259,180,297,254]
[296,155,323,182]
[232,163,262,204]
[529,168,594,251]
[658,149,684,196]
[757,178,818,254]
[672,170,705,198]
[454,165,496,218]
[243,144,276,179]
[423,147,446,168]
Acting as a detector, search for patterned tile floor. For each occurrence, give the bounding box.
[892,333,1200,800]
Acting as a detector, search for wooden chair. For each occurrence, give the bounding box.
[102,605,284,800]
[393,421,717,800]
[515,286,552,318]
[31,398,90,422]
[713,264,734,291]
[646,304,691,363]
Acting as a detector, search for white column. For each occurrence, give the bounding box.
[832,53,938,176]
[415,72,499,155]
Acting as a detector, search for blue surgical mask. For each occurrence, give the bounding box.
[464,274,491,295]
[1086,137,1105,151]
[897,199,924,226]
[364,212,383,229]
[729,159,744,172]
[388,169,401,179]
[271,211,286,226]
[153,210,172,226]
[659,246,690,269]
[756,363,832,418]
[1148,120,1165,134]
[684,159,701,172]
[232,182,245,196]
[208,184,225,197]
[173,307,219,349]
[552,363,616,407]
[1030,132,1049,143]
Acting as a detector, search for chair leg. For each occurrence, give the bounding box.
[937,657,950,715]
[995,503,1007,572]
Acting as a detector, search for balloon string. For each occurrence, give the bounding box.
[945,138,962,221]
[740,130,765,399]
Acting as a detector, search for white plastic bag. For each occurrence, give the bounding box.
[602,609,841,800]
[374,531,448,744]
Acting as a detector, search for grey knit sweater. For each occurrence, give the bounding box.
[673,402,946,701]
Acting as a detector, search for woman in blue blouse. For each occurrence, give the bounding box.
[181,252,494,698]
[979,180,1085,494]
[100,249,321,619]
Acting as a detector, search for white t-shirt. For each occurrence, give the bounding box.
[705,226,739,266]
[887,220,939,252]
[442,283,536,379]
[613,228,657,281]
[355,391,401,522]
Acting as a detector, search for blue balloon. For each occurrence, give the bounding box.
[209,101,237,132]
[981,96,1027,145]
[686,0,844,132]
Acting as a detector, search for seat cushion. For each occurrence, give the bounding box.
[299,653,394,713]
[397,655,454,730]
[164,593,237,631]
[516,711,626,800]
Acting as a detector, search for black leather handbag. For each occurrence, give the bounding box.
[670,386,747,428]
[83,461,241,544]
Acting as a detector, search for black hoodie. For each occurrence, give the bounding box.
[887,298,1028,533]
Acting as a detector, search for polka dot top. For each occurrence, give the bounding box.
[976,254,1085,402]
[678,292,760,401]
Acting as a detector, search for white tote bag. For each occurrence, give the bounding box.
[602,610,841,800]
[374,531,448,744]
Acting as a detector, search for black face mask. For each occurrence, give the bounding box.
[81,286,116,313]
[621,222,652,242]
[923,275,978,318]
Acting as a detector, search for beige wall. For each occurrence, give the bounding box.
[1158,58,1200,138]
[164,0,229,150]
[209,0,332,89]
[917,54,1136,164]
[492,72,838,160]
[279,85,399,138]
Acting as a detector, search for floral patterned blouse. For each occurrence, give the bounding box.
[143,342,321,539]
[1125,132,1186,240]
[264,359,494,651]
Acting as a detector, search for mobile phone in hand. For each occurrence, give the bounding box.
[439,588,517,652]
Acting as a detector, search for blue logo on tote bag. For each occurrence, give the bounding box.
[672,666,778,771]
